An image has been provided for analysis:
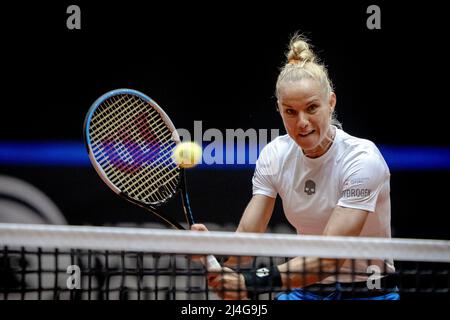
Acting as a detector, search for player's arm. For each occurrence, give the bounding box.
[210,206,368,299]
[223,194,276,267]
[191,194,275,234]
[236,194,276,233]
[276,206,368,288]
[190,194,275,267]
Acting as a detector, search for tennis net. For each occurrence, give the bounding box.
[1,223,449,300]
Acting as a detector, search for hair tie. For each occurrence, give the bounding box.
[288,58,308,67]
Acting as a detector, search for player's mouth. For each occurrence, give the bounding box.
[298,130,315,137]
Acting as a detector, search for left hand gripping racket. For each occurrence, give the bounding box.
[84,88,220,271]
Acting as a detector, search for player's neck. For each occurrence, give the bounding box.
[303,126,336,159]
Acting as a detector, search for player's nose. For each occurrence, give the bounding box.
[296,112,309,129]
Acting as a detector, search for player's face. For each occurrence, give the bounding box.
[277,78,336,157]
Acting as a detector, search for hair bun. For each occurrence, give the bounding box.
[287,35,316,65]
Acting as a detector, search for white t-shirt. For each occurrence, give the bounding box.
[252,127,394,282]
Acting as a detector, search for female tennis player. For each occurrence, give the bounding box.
[192,33,400,300]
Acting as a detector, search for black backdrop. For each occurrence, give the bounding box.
[1,1,449,239]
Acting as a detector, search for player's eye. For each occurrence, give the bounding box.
[307,104,318,113]
[284,108,296,116]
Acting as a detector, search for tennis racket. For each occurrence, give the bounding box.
[83,88,220,271]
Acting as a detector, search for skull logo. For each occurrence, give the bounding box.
[304,180,316,195]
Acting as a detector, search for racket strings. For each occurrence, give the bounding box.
[95,99,179,203]
[90,95,131,134]
[97,95,178,196]
[89,94,180,204]
[91,94,131,123]
[99,98,179,199]
[96,112,167,177]
[91,95,160,170]
[94,118,166,176]
[133,164,181,200]
[92,95,162,149]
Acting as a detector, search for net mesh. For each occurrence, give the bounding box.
[88,93,180,204]
[1,223,449,300]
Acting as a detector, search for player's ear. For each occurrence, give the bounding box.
[329,92,336,112]
[276,100,281,112]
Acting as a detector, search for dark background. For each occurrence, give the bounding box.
[0,1,449,239]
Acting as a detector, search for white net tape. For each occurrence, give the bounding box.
[1,223,449,262]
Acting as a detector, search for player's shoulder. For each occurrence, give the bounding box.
[256,134,295,166]
[259,134,294,156]
[337,129,388,171]
[338,129,380,156]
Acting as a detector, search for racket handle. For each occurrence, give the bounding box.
[202,254,221,271]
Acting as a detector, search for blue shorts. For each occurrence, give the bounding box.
[276,283,400,300]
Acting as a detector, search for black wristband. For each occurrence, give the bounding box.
[242,265,282,299]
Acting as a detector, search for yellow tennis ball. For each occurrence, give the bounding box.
[172,141,203,168]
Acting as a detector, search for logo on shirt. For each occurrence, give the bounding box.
[343,177,370,189]
[342,188,371,198]
[304,180,316,195]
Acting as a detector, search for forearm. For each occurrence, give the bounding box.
[225,195,275,266]
[236,197,273,233]
[277,257,345,288]
[236,214,267,233]
[273,206,369,287]
[225,220,262,266]
[224,256,253,268]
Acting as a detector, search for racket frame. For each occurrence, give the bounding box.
[83,88,194,229]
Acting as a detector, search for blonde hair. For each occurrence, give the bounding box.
[276,33,341,128]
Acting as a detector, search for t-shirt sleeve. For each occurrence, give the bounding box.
[252,144,278,198]
[337,152,389,212]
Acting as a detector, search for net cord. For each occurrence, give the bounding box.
[1,223,449,262]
